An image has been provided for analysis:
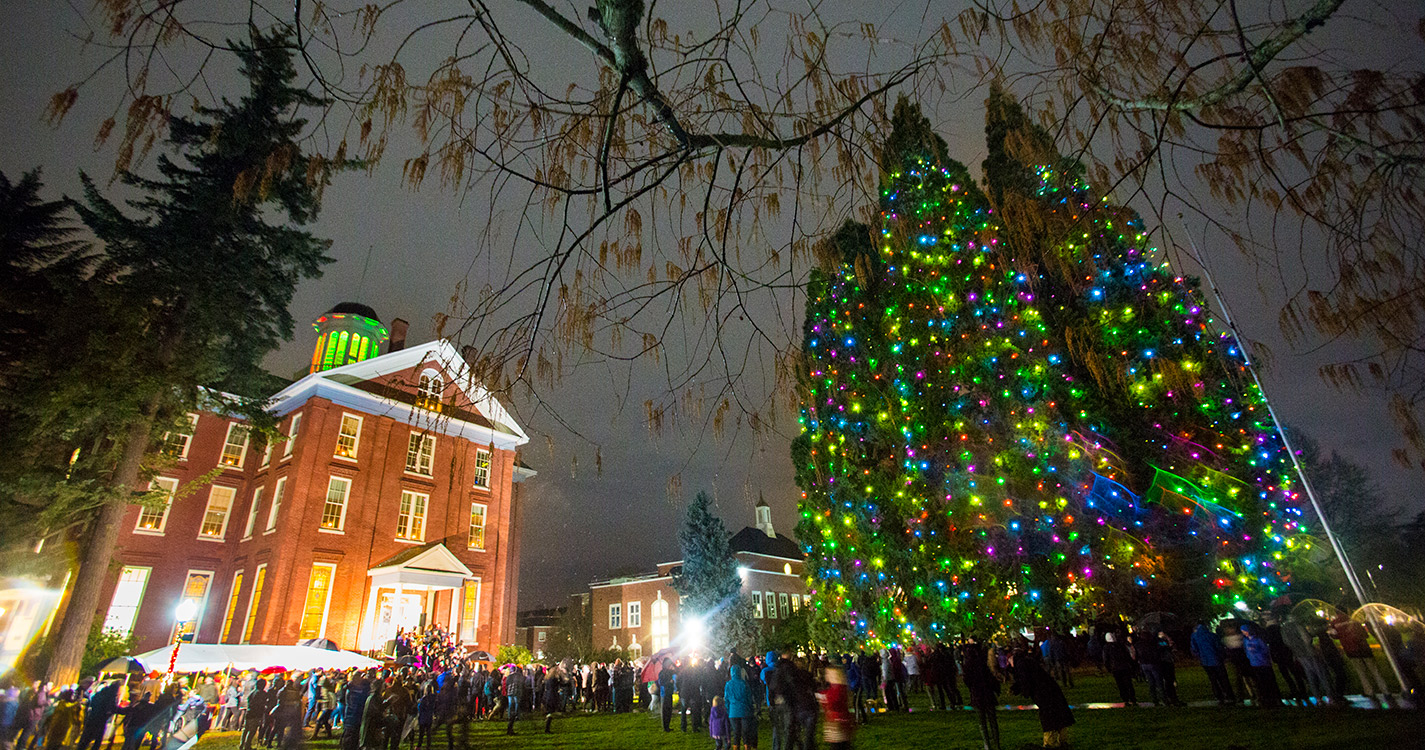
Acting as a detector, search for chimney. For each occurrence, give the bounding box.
[389,318,409,352]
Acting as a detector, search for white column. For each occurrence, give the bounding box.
[448,586,460,634]
[359,580,379,651]
[392,581,405,650]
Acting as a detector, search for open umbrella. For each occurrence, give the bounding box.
[95,656,147,674]
[297,638,340,651]
[639,647,677,683]
[1135,611,1178,634]
[259,665,288,675]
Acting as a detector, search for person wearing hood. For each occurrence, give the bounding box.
[1241,624,1282,707]
[723,665,757,750]
[339,676,369,750]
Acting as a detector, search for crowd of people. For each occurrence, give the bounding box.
[1,612,1419,750]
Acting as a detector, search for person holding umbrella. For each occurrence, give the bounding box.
[657,659,677,731]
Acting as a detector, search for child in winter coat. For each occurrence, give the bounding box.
[708,697,729,750]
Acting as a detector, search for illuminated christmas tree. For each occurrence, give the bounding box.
[794,94,1311,646]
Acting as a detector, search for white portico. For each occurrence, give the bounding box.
[359,542,476,650]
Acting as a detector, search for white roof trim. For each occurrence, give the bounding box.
[589,575,673,589]
[368,542,474,578]
[267,340,529,450]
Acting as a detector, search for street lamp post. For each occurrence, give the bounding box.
[167,599,199,679]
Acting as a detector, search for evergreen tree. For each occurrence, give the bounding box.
[31,29,345,684]
[0,170,94,371]
[672,491,757,653]
[794,94,1308,646]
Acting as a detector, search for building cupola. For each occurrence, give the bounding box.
[310,302,389,373]
[755,493,774,537]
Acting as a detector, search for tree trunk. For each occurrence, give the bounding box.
[44,402,158,686]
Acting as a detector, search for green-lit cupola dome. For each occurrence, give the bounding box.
[310,302,389,373]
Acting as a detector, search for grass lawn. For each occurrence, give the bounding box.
[193,666,1420,750]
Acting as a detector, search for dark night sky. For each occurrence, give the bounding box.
[2,1,1419,608]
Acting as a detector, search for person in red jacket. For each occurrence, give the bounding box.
[818,665,853,750]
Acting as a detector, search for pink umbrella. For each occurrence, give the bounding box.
[639,648,677,683]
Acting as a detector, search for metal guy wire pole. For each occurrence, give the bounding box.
[1176,216,1408,697]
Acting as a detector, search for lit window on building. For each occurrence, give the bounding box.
[199,486,237,538]
[651,598,670,651]
[172,571,212,643]
[396,490,428,541]
[461,580,481,642]
[469,503,487,549]
[790,594,799,614]
[765,591,777,619]
[298,564,336,639]
[473,449,492,488]
[335,414,362,459]
[220,423,251,467]
[242,565,266,643]
[102,566,150,636]
[417,372,443,411]
[752,591,764,618]
[321,477,351,530]
[161,414,198,459]
[779,592,790,619]
[220,570,244,643]
[406,432,435,475]
[136,478,177,534]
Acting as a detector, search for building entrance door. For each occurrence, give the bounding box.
[376,591,424,644]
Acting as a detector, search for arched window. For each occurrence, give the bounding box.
[311,332,327,371]
[333,331,350,365]
[417,370,443,410]
[321,333,338,370]
[650,597,670,652]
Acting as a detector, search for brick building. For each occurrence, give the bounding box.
[588,499,807,657]
[513,607,563,659]
[98,303,534,655]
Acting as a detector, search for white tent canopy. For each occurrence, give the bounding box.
[132,644,382,673]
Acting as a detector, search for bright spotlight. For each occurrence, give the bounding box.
[683,615,707,653]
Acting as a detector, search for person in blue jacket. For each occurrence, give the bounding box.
[723,665,758,750]
[1190,623,1236,705]
[1241,624,1282,707]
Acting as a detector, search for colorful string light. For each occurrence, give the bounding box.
[793,145,1306,647]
